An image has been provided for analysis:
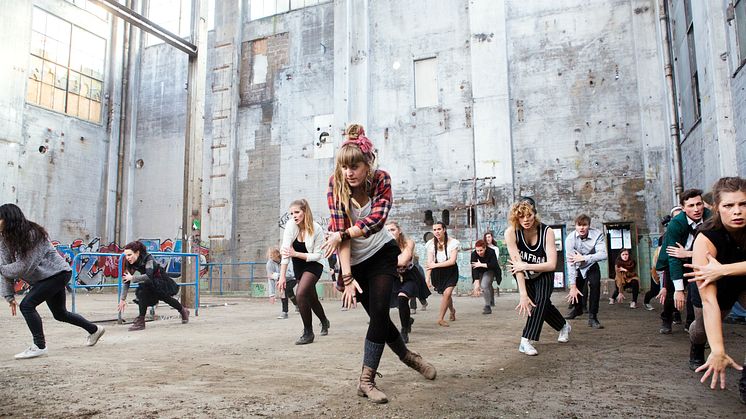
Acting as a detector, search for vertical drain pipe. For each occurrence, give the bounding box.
[114,0,133,244]
[658,0,684,199]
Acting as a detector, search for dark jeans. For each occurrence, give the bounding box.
[661,277,676,323]
[643,278,660,305]
[281,279,298,313]
[612,280,639,303]
[570,264,601,316]
[135,283,183,317]
[19,271,98,349]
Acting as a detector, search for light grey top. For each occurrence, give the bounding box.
[350,199,394,265]
[1,235,71,302]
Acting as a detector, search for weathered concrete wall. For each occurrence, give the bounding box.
[0,0,119,243]
[506,0,671,231]
[671,0,739,189]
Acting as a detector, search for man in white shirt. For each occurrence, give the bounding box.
[564,214,607,329]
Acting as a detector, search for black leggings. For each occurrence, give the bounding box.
[613,280,640,303]
[644,279,660,304]
[398,296,412,331]
[351,244,402,344]
[137,290,183,317]
[19,271,98,349]
[296,272,327,331]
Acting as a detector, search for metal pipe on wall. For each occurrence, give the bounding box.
[658,0,684,200]
[114,0,134,244]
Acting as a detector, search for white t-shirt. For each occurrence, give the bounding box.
[350,199,394,265]
[426,238,461,263]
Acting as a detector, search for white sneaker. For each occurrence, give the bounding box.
[644,303,654,311]
[277,312,288,319]
[14,344,48,359]
[558,323,571,343]
[609,298,615,305]
[629,302,637,309]
[518,338,538,356]
[86,326,105,347]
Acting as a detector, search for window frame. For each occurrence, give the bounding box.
[26,7,106,125]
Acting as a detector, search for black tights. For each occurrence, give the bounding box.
[357,273,400,344]
[398,295,412,331]
[138,293,183,317]
[296,272,327,331]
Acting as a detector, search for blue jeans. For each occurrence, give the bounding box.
[19,271,97,349]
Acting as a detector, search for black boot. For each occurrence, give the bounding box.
[659,320,673,334]
[320,318,330,336]
[482,305,492,315]
[688,344,706,371]
[295,329,314,345]
[588,314,604,329]
[400,327,409,343]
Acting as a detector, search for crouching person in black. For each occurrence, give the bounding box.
[118,241,188,331]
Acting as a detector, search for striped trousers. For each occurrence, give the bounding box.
[522,273,566,341]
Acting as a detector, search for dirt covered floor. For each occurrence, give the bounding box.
[1,290,744,418]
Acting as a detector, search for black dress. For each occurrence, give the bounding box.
[431,241,459,294]
[291,238,323,279]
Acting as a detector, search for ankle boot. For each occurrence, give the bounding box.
[128,316,145,331]
[180,307,190,324]
[401,350,437,380]
[357,366,388,403]
[295,329,314,345]
[588,314,604,329]
[688,344,706,371]
[400,327,409,344]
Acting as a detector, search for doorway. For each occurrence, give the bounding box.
[603,222,638,278]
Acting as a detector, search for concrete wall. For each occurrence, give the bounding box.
[0,0,119,243]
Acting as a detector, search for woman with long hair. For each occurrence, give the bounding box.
[426,222,460,327]
[385,221,423,343]
[684,177,746,395]
[483,230,503,300]
[278,199,329,344]
[322,123,435,404]
[504,199,570,356]
[0,203,104,359]
[610,249,640,308]
[266,245,297,319]
[118,241,189,331]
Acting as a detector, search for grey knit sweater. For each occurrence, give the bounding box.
[1,236,71,302]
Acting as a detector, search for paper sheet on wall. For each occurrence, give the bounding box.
[609,229,623,250]
[622,229,632,248]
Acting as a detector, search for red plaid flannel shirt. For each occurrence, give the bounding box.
[327,169,392,238]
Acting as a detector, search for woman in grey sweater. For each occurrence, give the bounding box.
[0,204,105,359]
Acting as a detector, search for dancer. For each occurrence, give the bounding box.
[0,203,105,359]
[266,245,297,319]
[564,214,607,329]
[610,249,640,308]
[118,241,189,331]
[322,123,436,404]
[659,189,711,368]
[408,255,430,314]
[278,199,330,344]
[505,199,570,356]
[385,221,420,343]
[483,231,502,299]
[471,239,500,314]
[643,216,670,310]
[426,222,460,327]
[684,177,746,398]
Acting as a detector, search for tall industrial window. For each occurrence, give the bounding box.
[146,0,191,46]
[684,0,701,125]
[26,8,106,123]
[735,0,746,68]
[250,0,331,21]
[65,0,108,20]
[414,57,438,108]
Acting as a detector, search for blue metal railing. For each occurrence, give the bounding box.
[202,261,263,295]
[69,251,200,319]
[70,252,124,314]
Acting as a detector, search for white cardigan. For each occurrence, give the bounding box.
[280,220,325,265]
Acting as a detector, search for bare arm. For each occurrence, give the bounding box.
[397,239,415,267]
[505,227,535,316]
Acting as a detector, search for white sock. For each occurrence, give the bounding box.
[521,337,530,345]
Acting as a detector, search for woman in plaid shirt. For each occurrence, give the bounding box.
[322,124,436,404]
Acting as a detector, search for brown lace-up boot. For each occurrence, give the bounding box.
[128,315,145,331]
[357,366,388,404]
[402,351,437,380]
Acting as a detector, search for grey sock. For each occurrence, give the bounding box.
[387,334,408,360]
[363,339,385,370]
